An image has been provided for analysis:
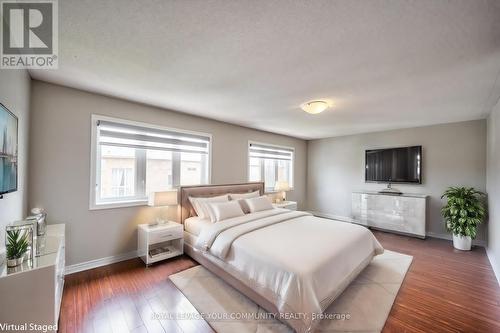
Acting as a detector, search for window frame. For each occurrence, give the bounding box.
[90,114,212,210]
[247,140,295,193]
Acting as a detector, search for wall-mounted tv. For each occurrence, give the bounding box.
[0,103,18,196]
[365,146,422,184]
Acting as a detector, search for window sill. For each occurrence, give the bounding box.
[90,199,148,211]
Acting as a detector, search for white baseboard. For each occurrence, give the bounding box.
[425,231,486,247]
[486,248,500,286]
[65,250,138,275]
[309,211,487,247]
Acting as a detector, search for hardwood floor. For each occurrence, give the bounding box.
[375,231,500,333]
[60,255,211,333]
[59,232,500,333]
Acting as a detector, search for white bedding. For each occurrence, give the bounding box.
[195,208,384,333]
[184,217,212,236]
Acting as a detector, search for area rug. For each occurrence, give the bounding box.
[169,250,412,333]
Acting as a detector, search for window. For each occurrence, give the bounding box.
[248,142,294,192]
[91,116,211,209]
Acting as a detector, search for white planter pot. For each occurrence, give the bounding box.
[453,234,472,251]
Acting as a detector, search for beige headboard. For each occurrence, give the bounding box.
[179,182,265,224]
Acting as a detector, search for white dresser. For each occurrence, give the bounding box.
[0,224,65,332]
[352,191,427,238]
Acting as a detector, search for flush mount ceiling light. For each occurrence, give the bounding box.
[300,100,330,114]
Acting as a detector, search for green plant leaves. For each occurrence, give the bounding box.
[441,186,485,239]
[6,229,30,260]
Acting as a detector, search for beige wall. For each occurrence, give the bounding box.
[0,70,31,258]
[487,100,500,283]
[307,120,487,241]
[29,81,307,266]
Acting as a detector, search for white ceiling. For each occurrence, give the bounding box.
[30,0,500,139]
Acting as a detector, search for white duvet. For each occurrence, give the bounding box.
[195,209,384,332]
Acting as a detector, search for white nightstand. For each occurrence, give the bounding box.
[138,222,184,265]
[273,201,298,210]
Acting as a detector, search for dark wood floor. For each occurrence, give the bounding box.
[59,231,500,333]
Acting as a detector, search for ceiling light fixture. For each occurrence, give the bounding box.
[300,100,330,114]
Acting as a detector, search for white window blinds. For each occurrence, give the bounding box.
[97,120,210,154]
[248,143,294,161]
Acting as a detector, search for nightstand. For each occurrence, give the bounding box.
[273,200,298,210]
[138,222,183,265]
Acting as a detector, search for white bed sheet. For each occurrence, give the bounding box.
[184,217,212,236]
[195,209,384,333]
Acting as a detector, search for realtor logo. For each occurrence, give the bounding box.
[1,0,58,69]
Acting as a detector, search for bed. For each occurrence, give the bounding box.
[180,182,384,333]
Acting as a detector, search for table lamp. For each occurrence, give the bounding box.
[148,190,178,225]
[274,181,290,203]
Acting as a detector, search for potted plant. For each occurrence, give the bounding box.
[441,187,486,251]
[6,229,29,267]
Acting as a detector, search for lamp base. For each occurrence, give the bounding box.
[148,218,167,227]
[274,192,287,204]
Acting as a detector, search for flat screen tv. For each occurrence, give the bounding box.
[0,103,18,196]
[365,146,422,184]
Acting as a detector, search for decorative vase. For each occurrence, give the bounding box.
[452,234,472,251]
[6,256,24,267]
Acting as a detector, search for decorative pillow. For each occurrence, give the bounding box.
[189,194,229,218]
[244,196,274,213]
[229,191,260,213]
[206,201,245,222]
[188,197,203,216]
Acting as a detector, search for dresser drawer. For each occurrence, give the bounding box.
[149,227,183,244]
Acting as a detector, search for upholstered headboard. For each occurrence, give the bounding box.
[179,182,265,224]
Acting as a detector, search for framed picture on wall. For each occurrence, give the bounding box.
[0,103,18,196]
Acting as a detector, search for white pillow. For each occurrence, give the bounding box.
[229,191,260,213]
[229,191,260,200]
[244,196,274,213]
[189,194,229,218]
[189,197,204,216]
[206,201,245,222]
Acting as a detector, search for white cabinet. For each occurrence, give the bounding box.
[138,222,184,265]
[352,192,426,238]
[0,224,65,332]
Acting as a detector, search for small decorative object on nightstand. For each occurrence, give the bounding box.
[273,200,298,210]
[138,222,183,266]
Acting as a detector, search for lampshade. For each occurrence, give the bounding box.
[274,181,290,192]
[148,190,178,207]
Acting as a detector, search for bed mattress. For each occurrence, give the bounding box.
[191,209,384,333]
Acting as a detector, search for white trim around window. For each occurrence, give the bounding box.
[89,114,213,210]
[247,140,295,193]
